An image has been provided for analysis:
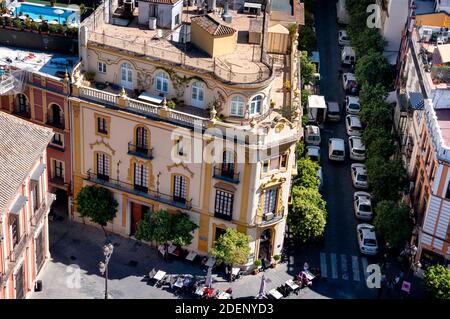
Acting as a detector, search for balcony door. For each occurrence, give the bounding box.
[222,151,235,177]
[134,163,148,193]
[35,230,45,273]
[120,62,133,90]
[136,127,148,153]
[173,175,187,204]
[96,153,110,182]
[191,81,204,108]
[15,265,25,299]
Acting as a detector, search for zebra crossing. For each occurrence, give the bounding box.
[319,252,369,283]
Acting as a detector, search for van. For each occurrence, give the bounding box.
[328,138,346,161]
[305,125,321,146]
[327,101,341,122]
[341,46,356,65]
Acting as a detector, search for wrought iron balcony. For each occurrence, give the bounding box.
[31,193,56,228]
[255,210,285,227]
[128,142,154,160]
[50,176,65,185]
[11,233,29,262]
[214,212,233,221]
[85,170,192,210]
[13,107,31,119]
[213,166,240,184]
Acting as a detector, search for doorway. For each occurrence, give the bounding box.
[258,228,273,266]
[130,202,153,236]
[14,265,25,299]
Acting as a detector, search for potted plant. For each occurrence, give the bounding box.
[40,22,49,34]
[271,255,281,268]
[24,18,31,31]
[253,259,262,274]
[85,71,96,82]
[12,18,22,30]
[167,100,176,109]
[31,21,39,33]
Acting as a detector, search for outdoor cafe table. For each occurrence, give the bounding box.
[185,251,197,261]
[268,289,283,299]
[285,279,300,291]
[168,244,177,255]
[153,270,166,281]
[303,270,316,281]
[231,267,240,276]
[217,292,232,299]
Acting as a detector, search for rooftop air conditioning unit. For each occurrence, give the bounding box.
[149,17,157,30]
[421,28,432,42]
[263,213,274,221]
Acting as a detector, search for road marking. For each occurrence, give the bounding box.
[340,254,349,280]
[361,257,369,280]
[352,256,360,282]
[330,253,338,279]
[320,253,328,278]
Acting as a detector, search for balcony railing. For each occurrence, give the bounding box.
[31,193,56,228]
[128,142,154,160]
[13,107,31,118]
[255,210,285,227]
[47,114,65,129]
[50,176,65,185]
[11,233,29,262]
[213,166,240,184]
[214,212,233,221]
[85,170,192,210]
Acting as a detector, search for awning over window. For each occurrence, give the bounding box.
[408,92,424,110]
[9,195,28,215]
[31,163,46,181]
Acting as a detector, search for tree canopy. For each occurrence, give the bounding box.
[373,201,413,248]
[423,264,450,299]
[209,228,251,266]
[293,157,320,189]
[288,186,327,243]
[300,51,316,85]
[76,186,118,235]
[355,51,392,88]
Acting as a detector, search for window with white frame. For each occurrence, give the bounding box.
[52,159,64,181]
[155,72,169,93]
[230,96,245,117]
[173,175,187,203]
[249,95,262,115]
[134,163,148,192]
[98,62,106,73]
[263,187,278,216]
[191,81,205,107]
[214,190,234,220]
[50,133,64,147]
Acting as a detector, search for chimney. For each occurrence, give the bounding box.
[222,0,232,23]
[207,0,216,12]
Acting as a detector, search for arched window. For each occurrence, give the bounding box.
[222,150,235,177]
[249,95,263,115]
[230,96,245,117]
[48,103,64,129]
[120,62,133,89]
[155,72,169,93]
[191,81,205,108]
[15,94,29,116]
[135,126,149,151]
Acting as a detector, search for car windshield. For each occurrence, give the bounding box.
[360,204,372,212]
[354,149,365,155]
[364,239,377,247]
[349,103,360,110]
[351,125,362,130]
[333,150,344,156]
[357,174,367,182]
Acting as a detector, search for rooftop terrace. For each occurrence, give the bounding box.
[0,46,78,79]
[83,5,273,84]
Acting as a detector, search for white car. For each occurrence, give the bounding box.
[353,192,373,220]
[306,146,321,162]
[357,224,378,255]
[351,163,369,189]
[345,96,361,114]
[338,30,350,46]
[348,136,366,161]
[345,115,363,136]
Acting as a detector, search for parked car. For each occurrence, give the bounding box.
[353,192,373,220]
[305,125,321,146]
[348,136,366,161]
[341,46,356,66]
[306,146,321,162]
[338,29,350,46]
[356,224,378,255]
[342,73,359,95]
[345,115,363,136]
[351,163,369,189]
[318,167,323,191]
[345,96,361,114]
[326,101,341,122]
[328,138,345,161]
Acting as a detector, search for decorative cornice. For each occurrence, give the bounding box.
[166,162,194,178]
[89,138,116,155]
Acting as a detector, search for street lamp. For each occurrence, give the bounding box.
[98,243,114,299]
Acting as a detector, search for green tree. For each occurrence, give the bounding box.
[293,157,320,189]
[355,51,392,87]
[366,156,407,201]
[79,3,87,16]
[170,213,198,246]
[301,89,310,107]
[300,51,316,85]
[349,28,386,58]
[298,12,316,54]
[288,186,327,243]
[209,228,251,267]
[373,201,413,248]
[359,83,388,107]
[359,99,392,130]
[363,129,395,159]
[76,186,118,237]
[423,264,450,299]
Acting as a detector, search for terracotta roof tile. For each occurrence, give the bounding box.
[191,14,236,37]
[0,112,53,215]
